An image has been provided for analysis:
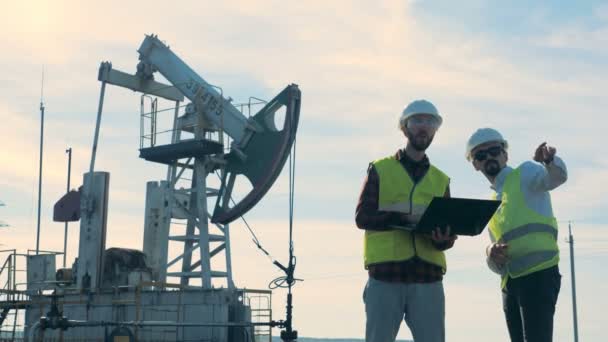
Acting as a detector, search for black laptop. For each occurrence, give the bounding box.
[390,197,501,236]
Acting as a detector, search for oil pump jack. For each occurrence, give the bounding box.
[34,34,301,341]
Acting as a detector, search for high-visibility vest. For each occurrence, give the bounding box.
[489,167,559,288]
[364,156,450,271]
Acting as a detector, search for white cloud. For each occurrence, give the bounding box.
[534,19,608,53]
[552,163,608,220]
[544,31,608,57]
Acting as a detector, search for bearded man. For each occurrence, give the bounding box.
[356,99,457,342]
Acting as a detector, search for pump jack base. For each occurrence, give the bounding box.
[281,330,298,342]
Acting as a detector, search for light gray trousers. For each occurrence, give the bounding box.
[363,277,445,342]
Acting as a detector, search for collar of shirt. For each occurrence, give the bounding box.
[395,149,430,183]
[490,165,513,192]
[396,149,430,167]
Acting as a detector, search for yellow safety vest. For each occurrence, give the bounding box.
[364,156,450,271]
[489,167,559,288]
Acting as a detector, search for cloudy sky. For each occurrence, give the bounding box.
[1,0,607,341]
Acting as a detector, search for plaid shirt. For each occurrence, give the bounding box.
[355,150,454,283]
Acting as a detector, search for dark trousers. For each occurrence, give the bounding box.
[502,266,561,342]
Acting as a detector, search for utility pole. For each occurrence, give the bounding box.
[567,221,579,342]
[63,147,72,267]
[36,68,45,254]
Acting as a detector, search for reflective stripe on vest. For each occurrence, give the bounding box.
[501,223,558,243]
[508,250,559,275]
[489,167,559,287]
[364,156,450,270]
[378,202,428,216]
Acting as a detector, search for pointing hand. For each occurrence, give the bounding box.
[533,142,556,164]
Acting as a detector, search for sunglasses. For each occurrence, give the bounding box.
[474,146,503,162]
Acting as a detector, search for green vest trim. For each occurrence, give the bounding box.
[364,156,450,271]
[488,167,559,288]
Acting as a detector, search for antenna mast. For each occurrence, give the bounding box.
[35,66,45,254]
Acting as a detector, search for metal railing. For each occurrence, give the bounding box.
[0,250,28,340]
[138,94,268,153]
[243,289,272,342]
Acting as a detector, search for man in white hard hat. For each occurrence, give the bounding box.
[466,128,568,342]
[356,99,457,342]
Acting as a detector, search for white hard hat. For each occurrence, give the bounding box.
[399,99,443,129]
[465,128,509,161]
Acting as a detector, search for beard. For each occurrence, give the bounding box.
[407,129,435,151]
[484,159,501,177]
